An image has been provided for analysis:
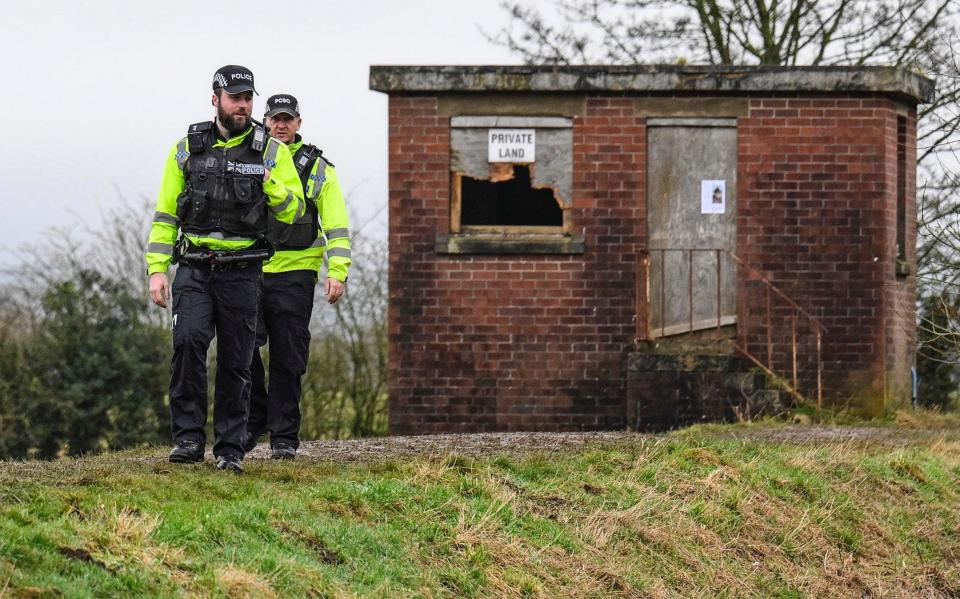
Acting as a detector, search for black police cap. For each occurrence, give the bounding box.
[264,94,300,118]
[212,65,258,95]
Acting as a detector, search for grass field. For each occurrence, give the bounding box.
[1,419,959,598]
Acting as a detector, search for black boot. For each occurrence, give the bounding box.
[215,455,244,474]
[270,442,296,460]
[169,440,204,464]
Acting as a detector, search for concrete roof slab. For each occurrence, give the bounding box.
[369,65,934,104]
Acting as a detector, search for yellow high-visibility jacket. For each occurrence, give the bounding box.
[145,125,304,275]
[264,137,351,282]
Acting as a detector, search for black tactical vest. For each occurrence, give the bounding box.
[267,142,329,250]
[176,121,270,239]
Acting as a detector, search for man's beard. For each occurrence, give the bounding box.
[217,105,250,136]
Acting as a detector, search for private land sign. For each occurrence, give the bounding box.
[488,129,535,163]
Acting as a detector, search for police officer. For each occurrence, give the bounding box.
[146,66,305,473]
[243,93,351,459]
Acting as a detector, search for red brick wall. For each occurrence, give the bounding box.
[387,96,644,434]
[885,109,918,407]
[737,97,917,413]
[388,93,918,432]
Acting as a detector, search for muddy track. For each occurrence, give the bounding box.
[249,431,645,462]
[246,425,959,463]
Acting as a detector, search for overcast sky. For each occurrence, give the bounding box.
[0,0,519,253]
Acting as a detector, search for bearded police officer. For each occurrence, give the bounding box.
[146,66,305,473]
[243,93,351,459]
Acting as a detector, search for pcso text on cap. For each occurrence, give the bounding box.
[264,94,300,118]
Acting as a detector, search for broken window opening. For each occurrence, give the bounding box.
[459,164,562,228]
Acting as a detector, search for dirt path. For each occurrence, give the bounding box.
[246,424,959,462]
[248,431,644,462]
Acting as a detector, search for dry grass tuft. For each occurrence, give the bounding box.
[893,408,960,429]
[889,454,928,483]
[214,566,276,598]
[62,503,194,587]
[4,586,64,599]
[682,447,724,467]
[408,460,452,485]
[926,436,960,457]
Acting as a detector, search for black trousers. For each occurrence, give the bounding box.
[169,262,261,459]
[247,270,316,448]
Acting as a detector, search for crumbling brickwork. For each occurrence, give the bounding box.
[375,66,929,433]
[388,96,643,434]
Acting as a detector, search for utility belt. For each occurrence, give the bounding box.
[173,237,274,271]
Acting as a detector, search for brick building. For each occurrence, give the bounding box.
[370,66,934,433]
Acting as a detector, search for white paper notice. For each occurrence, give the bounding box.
[488,129,535,163]
[701,180,726,214]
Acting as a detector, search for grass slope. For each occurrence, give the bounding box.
[1,424,959,598]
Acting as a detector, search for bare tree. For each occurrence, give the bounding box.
[1,197,167,329]
[494,1,953,66]
[298,232,389,439]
